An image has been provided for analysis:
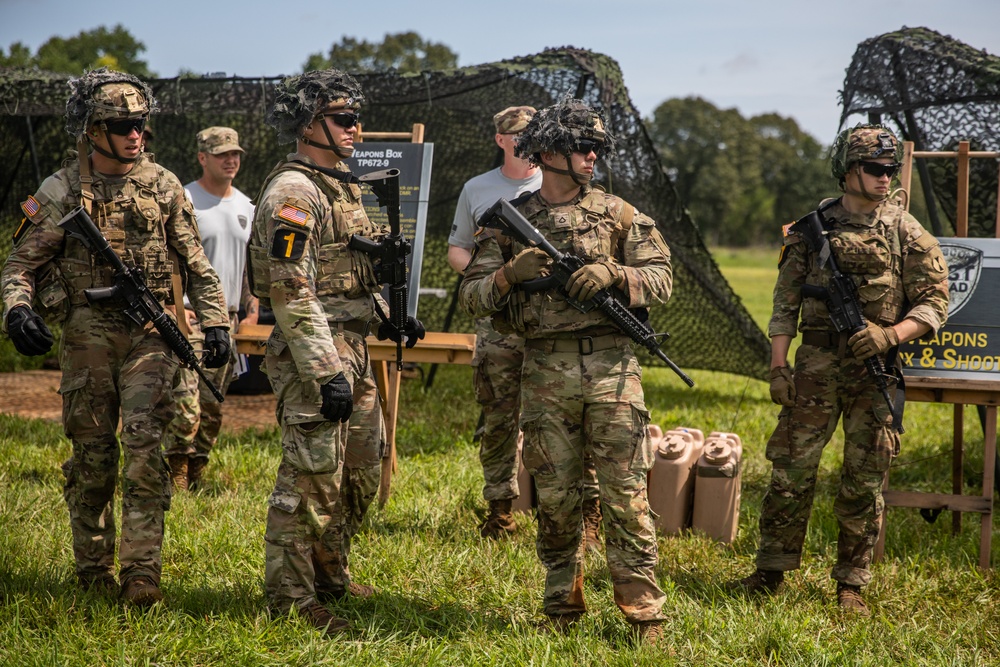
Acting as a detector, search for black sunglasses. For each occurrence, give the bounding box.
[321,111,360,129]
[571,139,604,156]
[858,161,901,179]
[105,118,146,136]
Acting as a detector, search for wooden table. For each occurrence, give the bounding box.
[875,376,999,568]
[235,324,476,504]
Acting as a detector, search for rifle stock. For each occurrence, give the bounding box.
[479,198,695,387]
[57,206,225,402]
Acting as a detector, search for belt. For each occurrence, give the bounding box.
[524,332,625,355]
[801,331,847,348]
[334,319,371,337]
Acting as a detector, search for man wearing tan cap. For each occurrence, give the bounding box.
[165,126,258,491]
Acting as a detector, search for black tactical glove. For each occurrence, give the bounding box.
[320,372,354,423]
[202,326,231,368]
[376,316,426,349]
[6,305,54,356]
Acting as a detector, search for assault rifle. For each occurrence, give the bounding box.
[479,198,695,387]
[348,168,412,369]
[793,205,904,433]
[58,206,225,402]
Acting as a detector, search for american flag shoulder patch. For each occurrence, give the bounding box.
[20,196,40,218]
[277,202,309,226]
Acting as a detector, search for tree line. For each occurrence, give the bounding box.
[2,26,835,247]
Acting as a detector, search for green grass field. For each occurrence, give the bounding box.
[1,248,998,666]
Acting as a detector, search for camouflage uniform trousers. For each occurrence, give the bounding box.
[473,317,600,504]
[59,305,179,586]
[263,325,383,614]
[756,342,899,587]
[163,312,240,460]
[519,337,665,623]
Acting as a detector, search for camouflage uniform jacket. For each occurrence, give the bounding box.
[2,153,228,330]
[460,186,672,337]
[248,153,384,382]
[769,197,949,338]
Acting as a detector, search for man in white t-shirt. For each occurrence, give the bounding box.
[165,126,258,491]
[449,107,602,544]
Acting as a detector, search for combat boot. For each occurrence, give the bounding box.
[633,620,665,646]
[479,499,516,539]
[120,576,163,607]
[78,572,119,596]
[318,581,377,603]
[301,602,350,637]
[537,612,584,635]
[188,456,208,491]
[167,454,189,491]
[836,583,870,616]
[725,569,784,596]
[582,497,602,552]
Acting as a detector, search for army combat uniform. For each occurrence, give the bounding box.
[758,196,949,585]
[1,153,228,590]
[460,185,672,624]
[249,153,385,615]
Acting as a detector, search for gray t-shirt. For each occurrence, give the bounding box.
[184,181,255,311]
[448,167,542,249]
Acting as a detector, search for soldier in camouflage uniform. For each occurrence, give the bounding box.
[460,99,671,644]
[248,69,424,637]
[447,106,604,543]
[1,68,230,607]
[728,124,950,615]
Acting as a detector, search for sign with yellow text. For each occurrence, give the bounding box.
[900,237,1000,380]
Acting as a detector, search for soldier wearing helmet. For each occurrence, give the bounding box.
[1,68,230,607]
[248,68,423,637]
[727,123,949,615]
[459,98,672,644]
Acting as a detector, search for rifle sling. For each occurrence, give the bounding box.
[288,160,360,184]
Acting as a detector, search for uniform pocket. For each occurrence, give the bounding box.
[765,408,794,465]
[520,413,555,477]
[628,404,654,472]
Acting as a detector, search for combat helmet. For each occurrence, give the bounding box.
[266,68,364,158]
[515,97,614,168]
[66,67,156,164]
[830,123,902,183]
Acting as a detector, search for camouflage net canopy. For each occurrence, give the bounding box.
[840,27,1000,237]
[0,48,769,380]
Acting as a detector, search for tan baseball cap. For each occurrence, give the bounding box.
[196,126,245,154]
[493,106,535,134]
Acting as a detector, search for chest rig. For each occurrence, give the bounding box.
[57,155,175,308]
[248,160,383,305]
[804,200,907,328]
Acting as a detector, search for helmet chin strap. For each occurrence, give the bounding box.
[301,118,354,159]
[541,151,592,186]
[88,123,140,165]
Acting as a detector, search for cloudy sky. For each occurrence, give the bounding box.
[2,0,998,142]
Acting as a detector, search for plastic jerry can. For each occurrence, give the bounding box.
[511,432,535,514]
[648,427,705,535]
[691,432,743,544]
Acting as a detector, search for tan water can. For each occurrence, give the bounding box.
[648,427,705,535]
[691,432,743,544]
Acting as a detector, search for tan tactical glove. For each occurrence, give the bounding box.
[566,261,621,302]
[848,322,899,360]
[501,247,551,284]
[769,365,796,407]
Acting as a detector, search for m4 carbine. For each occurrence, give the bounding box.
[58,206,225,402]
[793,206,904,433]
[479,197,694,388]
[347,168,413,369]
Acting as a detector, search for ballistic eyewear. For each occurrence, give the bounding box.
[105,118,147,136]
[571,139,604,156]
[320,111,360,129]
[858,161,902,179]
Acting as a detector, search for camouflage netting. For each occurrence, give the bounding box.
[0,48,769,380]
[840,26,1000,237]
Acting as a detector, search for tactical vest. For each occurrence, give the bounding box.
[248,160,382,307]
[504,189,632,334]
[35,155,176,323]
[803,198,910,329]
